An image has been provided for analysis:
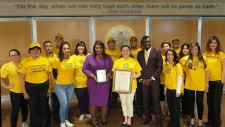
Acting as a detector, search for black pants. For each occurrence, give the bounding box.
[159,84,165,101]
[142,83,161,120]
[51,92,60,117]
[207,80,224,126]
[25,81,49,127]
[10,91,28,127]
[182,88,189,115]
[134,80,143,112]
[167,89,180,127]
[108,78,118,110]
[46,96,51,126]
[74,87,89,114]
[187,89,204,120]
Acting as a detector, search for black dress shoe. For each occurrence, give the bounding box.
[143,118,152,126]
[205,122,212,127]
[102,121,107,125]
[121,123,127,127]
[127,124,132,127]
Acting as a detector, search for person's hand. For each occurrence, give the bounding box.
[141,79,153,85]
[205,85,209,93]
[176,93,181,97]
[164,90,167,96]
[47,88,51,96]
[23,91,30,100]
[7,83,14,89]
[90,74,97,81]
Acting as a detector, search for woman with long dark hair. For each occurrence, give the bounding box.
[204,36,225,127]
[52,42,75,127]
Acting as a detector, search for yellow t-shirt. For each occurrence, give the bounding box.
[112,57,142,89]
[163,63,183,91]
[41,53,57,92]
[131,48,142,59]
[52,56,75,85]
[52,46,59,55]
[1,61,22,93]
[175,47,181,58]
[160,55,166,84]
[105,48,121,63]
[204,51,225,81]
[180,56,209,91]
[20,56,51,84]
[73,54,89,88]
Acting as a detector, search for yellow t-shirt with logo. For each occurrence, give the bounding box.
[105,48,121,63]
[1,61,23,93]
[20,56,51,84]
[131,48,142,59]
[112,57,142,89]
[163,63,183,91]
[73,53,89,88]
[204,51,225,81]
[52,56,75,85]
[41,53,57,92]
[180,56,209,91]
[160,55,166,84]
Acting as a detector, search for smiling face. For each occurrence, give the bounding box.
[62,44,70,57]
[191,46,198,56]
[9,51,20,62]
[166,50,174,63]
[107,40,115,50]
[55,37,64,48]
[142,37,151,50]
[95,44,103,56]
[121,46,131,59]
[182,45,189,55]
[43,42,53,54]
[209,40,217,51]
[130,37,138,48]
[30,47,41,59]
[162,43,170,54]
[172,39,180,49]
[77,45,85,54]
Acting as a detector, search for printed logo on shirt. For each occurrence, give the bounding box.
[29,64,48,72]
[206,55,219,59]
[123,63,129,68]
[63,62,73,68]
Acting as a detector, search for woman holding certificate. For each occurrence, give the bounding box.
[112,43,142,127]
[82,40,113,127]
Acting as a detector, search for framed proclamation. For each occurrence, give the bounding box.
[96,69,107,84]
[112,69,132,93]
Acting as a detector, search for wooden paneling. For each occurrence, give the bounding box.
[95,20,145,48]
[37,20,90,53]
[202,20,225,52]
[152,20,198,50]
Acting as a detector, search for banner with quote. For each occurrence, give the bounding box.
[0,2,224,16]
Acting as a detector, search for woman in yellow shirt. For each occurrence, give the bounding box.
[112,43,142,127]
[20,43,52,127]
[52,42,75,127]
[204,36,225,127]
[163,49,183,127]
[180,42,209,127]
[73,41,91,121]
[1,49,29,127]
[160,41,171,116]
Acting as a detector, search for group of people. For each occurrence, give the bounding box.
[0,34,224,127]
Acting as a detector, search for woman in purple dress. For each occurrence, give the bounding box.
[82,40,113,127]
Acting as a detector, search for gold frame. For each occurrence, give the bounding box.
[112,69,132,93]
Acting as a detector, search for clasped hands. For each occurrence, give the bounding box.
[140,78,153,85]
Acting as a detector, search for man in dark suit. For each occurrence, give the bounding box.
[137,36,163,127]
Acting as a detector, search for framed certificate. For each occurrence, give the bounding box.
[112,69,132,93]
[96,69,107,84]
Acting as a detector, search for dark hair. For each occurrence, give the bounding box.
[141,36,150,44]
[165,49,179,66]
[161,41,171,48]
[58,42,70,62]
[179,43,190,58]
[9,49,21,57]
[187,42,207,69]
[93,40,106,58]
[74,41,88,55]
[206,35,221,54]
[43,41,52,47]
[119,44,134,58]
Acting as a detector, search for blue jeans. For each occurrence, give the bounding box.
[55,83,74,123]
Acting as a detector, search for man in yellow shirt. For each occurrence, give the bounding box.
[129,36,143,116]
[105,37,121,113]
[42,41,59,122]
[52,34,64,55]
[171,37,181,58]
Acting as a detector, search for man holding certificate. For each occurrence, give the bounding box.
[112,43,142,127]
[137,36,163,127]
